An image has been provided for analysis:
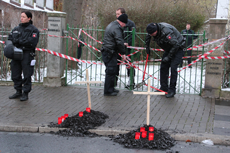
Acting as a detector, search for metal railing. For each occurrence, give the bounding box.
[0,26,210,95]
[65,25,207,94]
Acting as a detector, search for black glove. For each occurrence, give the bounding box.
[162,56,170,63]
[146,47,150,55]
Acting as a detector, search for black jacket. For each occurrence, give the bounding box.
[181,29,197,47]
[8,22,39,52]
[102,21,126,54]
[146,22,185,54]
[124,19,136,45]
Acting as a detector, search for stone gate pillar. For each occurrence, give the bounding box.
[43,13,66,87]
[202,18,228,98]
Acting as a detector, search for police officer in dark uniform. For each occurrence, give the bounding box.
[8,11,39,101]
[115,8,136,88]
[180,23,198,68]
[145,23,185,98]
[102,14,128,96]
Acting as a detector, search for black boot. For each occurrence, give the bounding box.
[165,91,175,98]
[20,92,29,101]
[9,90,22,99]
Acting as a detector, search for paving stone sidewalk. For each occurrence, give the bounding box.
[2,85,230,145]
[0,85,215,133]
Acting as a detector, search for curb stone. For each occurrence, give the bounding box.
[170,133,230,146]
[0,125,38,132]
[2,124,230,146]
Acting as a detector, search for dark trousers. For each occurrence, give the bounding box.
[116,48,136,86]
[180,50,192,67]
[11,51,34,93]
[160,48,183,92]
[102,51,117,94]
[77,46,82,59]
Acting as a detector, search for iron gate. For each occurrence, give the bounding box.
[65,25,207,94]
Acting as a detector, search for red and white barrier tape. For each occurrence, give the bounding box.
[1,35,229,68]
[80,29,230,53]
[118,58,160,81]
[120,40,227,81]
[47,31,230,61]
[118,58,166,93]
[81,30,103,44]
[187,36,229,50]
[178,40,227,72]
[0,40,5,44]
[0,35,8,37]
[205,55,230,60]
[35,48,103,65]
[47,34,68,38]
[47,34,101,52]
[41,28,47,31]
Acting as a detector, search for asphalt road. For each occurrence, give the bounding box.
[1,132,230,153]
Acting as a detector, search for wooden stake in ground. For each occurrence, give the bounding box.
[133,79,165,125]
[75,69,103,109]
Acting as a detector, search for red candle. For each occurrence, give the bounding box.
[140,127,145,132]
[135,132,140,136]
[61,116,65,122]
[149,127,154,132]
[79,111,83,117]
[149,133,154,141]
[86,107,91,113]
[142,131,147,138]
[58,117,62,124]
[64,114,69,118]
[135,132,140,140]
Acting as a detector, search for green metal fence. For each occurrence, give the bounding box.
[65,25,207,94]
[0,28,47,83]
[0,25,210,95]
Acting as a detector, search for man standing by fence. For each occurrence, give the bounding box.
[180,23,198,68]
[115,8,136,89]
[101,14,127,96]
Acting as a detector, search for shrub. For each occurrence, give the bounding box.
[97,0,215,32]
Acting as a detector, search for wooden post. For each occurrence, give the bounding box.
[75,69,103,109]
[133,79,165,125]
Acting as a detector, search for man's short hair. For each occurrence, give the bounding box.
[186,23,190,25]
[117,8,126,14]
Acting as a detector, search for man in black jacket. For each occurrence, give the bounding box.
[8,11,39,101]
[145,23,185,98]
[115,8,136,88]
[102,14,127,96]
[180,23,198,68]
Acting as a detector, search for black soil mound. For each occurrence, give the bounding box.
[48,110,109,137]
[109,124,175,150]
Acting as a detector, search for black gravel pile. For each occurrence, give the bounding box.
[109,124,175,150]
[48,110,109,137]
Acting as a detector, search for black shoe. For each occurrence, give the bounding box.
[114,89,119,93]
[104,92,117,96]
[165,91,175,98]
[20,92,28,101]
[9,90,22,99]
[188,66,192,68]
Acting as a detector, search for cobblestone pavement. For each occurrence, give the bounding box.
[0,85,215,134]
